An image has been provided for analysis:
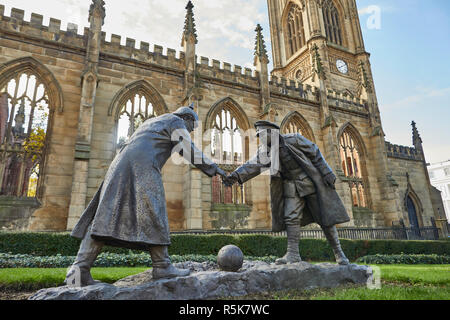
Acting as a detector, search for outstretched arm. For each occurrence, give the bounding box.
[171,125,225,178]
[225,146,271,186]
[189,140,226,178]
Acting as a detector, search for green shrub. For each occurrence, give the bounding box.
[169,234,237,256]
[0,231,449,262]
[356,254,450,265]
[0,253,278,268]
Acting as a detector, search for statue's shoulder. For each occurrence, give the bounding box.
[142,114,185,134]
[283,133,313,146]
[282,133,301,143]
[154,113,183,126]
[157,113,177,121]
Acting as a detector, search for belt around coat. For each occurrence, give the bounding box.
[281,167,309,181]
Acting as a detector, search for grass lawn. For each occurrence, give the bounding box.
[233,264,450,300]
[312,284,449,300]
[0,267,148,291]
[258,283,449,300]
[0,264,448,300]
[374,265,449,285]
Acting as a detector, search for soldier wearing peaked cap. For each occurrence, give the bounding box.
[65,103,227,286]
[224,120,350,265]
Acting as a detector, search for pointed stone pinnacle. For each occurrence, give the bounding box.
[89,0,106,25]
[312,44,324,78]
[254,24,268,62]
[183,0,198,44]
[412,121,422,146]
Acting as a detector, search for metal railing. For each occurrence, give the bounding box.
[172,226,441,241]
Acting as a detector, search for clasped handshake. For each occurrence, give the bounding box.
[215,168,240,187]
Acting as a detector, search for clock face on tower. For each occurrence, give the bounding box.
[336,59,348,74]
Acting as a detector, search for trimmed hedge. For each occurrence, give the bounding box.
[356,254,450,265]
[0,253,278,268]
[0,231,449,262]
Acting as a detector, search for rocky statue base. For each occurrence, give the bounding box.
[29,261,373,300]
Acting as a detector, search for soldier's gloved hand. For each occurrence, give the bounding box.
[223,172,239,187]
[323,172,337,189]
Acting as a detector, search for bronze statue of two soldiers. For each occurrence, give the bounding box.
[65,105,350,287]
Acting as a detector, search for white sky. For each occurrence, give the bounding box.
[3,0,269,69]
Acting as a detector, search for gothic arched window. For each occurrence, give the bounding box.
[281,112,315,142]
[116,90,160,149]
[339,127,367,208]
[0,72,50,197]
[285,4,306,59]
[322,1,343,46]
[211,108,243,165]
[209,101,248,205]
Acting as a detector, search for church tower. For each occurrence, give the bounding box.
[267,0,374,104]
[267,0,403,227]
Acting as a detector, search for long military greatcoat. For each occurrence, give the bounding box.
[234,133,350,231]
[71,113,219,250]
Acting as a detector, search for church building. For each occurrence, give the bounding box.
[0,0,446,237]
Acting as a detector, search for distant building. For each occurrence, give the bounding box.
[428,160,450,221]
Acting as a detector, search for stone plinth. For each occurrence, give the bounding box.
[29,261,373,300]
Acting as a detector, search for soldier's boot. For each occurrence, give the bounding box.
[64,232,104,287]
[323,225,350,265]
[276,225,302,265]
[150,246,191,279]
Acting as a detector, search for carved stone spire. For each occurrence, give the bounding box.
[311,44,326,80]
[253,24,270,115]
[358,61,372,93]
[181,1,198,105]
[254,24,268,64]
[412,121,423,150]
[89,0,106,26]
[182,1,197,44]
[85,0,105,74]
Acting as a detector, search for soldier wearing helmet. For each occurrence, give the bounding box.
[224,120,350,265]
[66,104,226,286]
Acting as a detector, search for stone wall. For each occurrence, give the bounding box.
[0,196,40,230]
[429,186,448,237]
[387,157,435,227]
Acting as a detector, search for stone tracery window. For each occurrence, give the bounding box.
[285,4,306,59]
[322,1,343,46]
[116,90,159,149]
[281,113,314,142]
[339,128,367,208]
[210,103,246,205]
[283,115,306,136]
[0,72,50,198]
